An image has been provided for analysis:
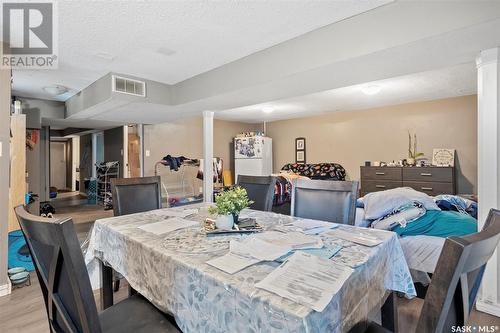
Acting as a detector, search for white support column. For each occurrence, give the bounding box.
[138,124,145,177]
[203,111,214,203]
[476,47,500,317]
[71,136,80,191]
[91,133,97,179]
[123,126,129,178]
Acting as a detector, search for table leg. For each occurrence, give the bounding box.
[381,292,398,332]
[100,260,114,310]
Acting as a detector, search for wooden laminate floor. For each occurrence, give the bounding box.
[3,195,499,332]
[1,271,499,333]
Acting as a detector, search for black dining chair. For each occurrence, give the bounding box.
[110,176,163,293]
[111,176,162,216]
[14,205,180,333]
[290,179,359,224]
[237,175,276,212]
[350,208,500,333]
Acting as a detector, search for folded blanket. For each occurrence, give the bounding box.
[393,210,477,238]
[363,187,440,220]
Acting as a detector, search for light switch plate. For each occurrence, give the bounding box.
[145,150,150,157]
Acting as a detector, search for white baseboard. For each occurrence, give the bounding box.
[476,299,500,317]
[0,280,12,297]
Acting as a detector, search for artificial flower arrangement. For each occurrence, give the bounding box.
[208,186,253,228]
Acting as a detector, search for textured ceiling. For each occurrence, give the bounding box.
[11,0,391,101]
[214,63,477,123]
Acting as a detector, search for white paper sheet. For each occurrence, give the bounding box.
[163,208,199,218]
[255,251,354,312]
[288,219,339,231]
[206,253,260,274]
[326,228,383,247]
[229,231,323,262]
[256,231,324,250]
[230,237,290,261]
[138,218,199,235]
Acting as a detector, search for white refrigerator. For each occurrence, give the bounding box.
[234,136,273,182]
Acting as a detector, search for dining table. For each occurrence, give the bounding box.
[85,204,416,333]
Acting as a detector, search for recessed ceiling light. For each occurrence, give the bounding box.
[361,85,382,95]
[94,52,115,61]
[43,85,68,96]
[262,107,274,113]
[157,47,176,57]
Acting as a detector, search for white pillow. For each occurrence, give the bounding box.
[363,187,439,220]
[371,205,426,230]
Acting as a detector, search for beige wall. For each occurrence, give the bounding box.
[266,95,478,194]
[144,117,258,178]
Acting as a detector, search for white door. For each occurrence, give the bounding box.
[50,142,67,190]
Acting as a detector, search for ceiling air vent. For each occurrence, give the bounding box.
[112,75,146,97]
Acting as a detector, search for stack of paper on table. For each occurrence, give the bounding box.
[326,227,383,247]
[206,231,324,274]
[138,217,199,235]
[275,245,342,263]
[162,208,198,218]
[255,251,354,312]
[287,219,339,235]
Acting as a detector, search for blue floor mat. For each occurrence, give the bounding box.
[8,230,34,271]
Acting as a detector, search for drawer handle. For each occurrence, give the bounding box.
[420,173,432,176]
[421,187,433,191]
[375,185,386,188]
[375,172,385,175]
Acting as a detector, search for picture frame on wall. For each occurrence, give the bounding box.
[296,137,306,150]
[432,148,455,167]
[296,150,306,163]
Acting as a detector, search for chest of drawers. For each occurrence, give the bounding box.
[360,166,455,196]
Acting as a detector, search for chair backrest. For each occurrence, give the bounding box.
[291,179,359,224]
[111,176,162,216]
[237,175,276,212]
[15,205,101,333]
[417,208,500,333]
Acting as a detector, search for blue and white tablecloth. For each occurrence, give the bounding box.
[86,205,415,333]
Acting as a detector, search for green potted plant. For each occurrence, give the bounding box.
[408,131,424,166]
[208,186,253,229]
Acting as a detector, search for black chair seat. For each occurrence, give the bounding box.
[364,322,391,333]
[100,294,180,333]
[348,322,392,333]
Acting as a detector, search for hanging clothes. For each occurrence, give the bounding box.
[161,155,187,171]
[197,158,223,184]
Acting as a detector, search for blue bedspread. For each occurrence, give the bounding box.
[393,210,477,238]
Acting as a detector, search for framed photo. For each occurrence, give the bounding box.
[432,148,455,167]
[296,150,306,163]
[296,137,306,150]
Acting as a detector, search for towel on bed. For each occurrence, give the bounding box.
[392,210,477,238]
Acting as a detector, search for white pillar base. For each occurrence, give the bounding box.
[477,300,500,317]
[0,280,11,297]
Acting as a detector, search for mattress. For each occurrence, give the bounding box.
[355,208,444,279]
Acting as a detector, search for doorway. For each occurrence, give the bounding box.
[50,141,69,191]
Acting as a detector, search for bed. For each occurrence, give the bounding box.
[272,162,347,215]
[354,189,478,283]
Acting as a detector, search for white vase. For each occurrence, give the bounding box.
[407,158,416,166]
[215,214,234,230]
